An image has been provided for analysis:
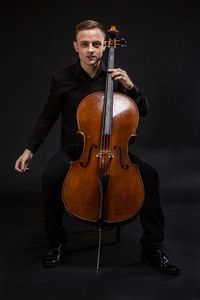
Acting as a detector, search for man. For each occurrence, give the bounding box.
[15,19,180,275]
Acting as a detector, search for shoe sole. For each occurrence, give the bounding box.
[141,259,181,276]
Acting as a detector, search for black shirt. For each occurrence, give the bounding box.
[26,59,149,153]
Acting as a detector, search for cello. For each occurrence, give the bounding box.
[62,25,144,274]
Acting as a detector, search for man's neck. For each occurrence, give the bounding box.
[80,61,101,78]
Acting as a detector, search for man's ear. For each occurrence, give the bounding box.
[73,41,78,53]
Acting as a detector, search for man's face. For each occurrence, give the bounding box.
[73,28,106,68]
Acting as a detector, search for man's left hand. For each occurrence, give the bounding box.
[108,68,134,90]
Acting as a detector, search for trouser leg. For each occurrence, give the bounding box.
[129,152,165,246]
[41,148,71,242]
[41,146,83,242]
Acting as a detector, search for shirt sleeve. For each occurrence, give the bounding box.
[125,85,149,117]
[118,82,149,117]
[26,75,62,153]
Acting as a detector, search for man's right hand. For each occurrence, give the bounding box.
[15,149,33,173]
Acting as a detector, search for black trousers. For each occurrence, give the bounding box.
[41,147,165,246]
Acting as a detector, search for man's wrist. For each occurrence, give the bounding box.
[126,82,134,90]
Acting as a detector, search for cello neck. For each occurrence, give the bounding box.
[102,46,115,137]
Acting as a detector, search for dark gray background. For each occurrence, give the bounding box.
[1,0,200,191]
[1,1,200,299]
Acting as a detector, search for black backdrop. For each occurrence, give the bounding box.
[1,1,200,299]
[1,0,200,192]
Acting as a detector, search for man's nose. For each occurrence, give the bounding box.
[88,44,94,52]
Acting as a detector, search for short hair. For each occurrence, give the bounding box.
[75,20,106,40]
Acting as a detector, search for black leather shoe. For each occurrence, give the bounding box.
[43,241,65,268]
[141,244,181,275]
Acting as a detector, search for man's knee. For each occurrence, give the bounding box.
[148,165,159,183]
[41,164,68,187]
[140,164,160,188]
[42,169,55,186]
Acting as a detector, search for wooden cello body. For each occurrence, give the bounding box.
[62,91,144,224]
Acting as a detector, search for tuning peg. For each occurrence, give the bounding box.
[119,38,127,47]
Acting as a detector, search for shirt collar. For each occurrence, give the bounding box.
[72,59,107,79]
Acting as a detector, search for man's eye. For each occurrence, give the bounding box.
[93,42,101,48]
[81,42,88,47]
